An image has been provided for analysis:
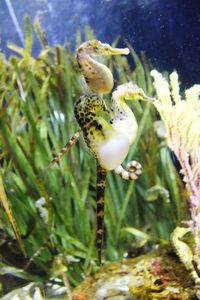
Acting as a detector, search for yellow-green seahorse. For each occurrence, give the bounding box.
[47,40,154,263]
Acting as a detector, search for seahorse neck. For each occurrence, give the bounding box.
[111,88,138,145]
[111,90,125,111]
[77,51,114,94]
[77,51,101,73]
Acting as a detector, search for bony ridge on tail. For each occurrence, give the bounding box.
[46,39,155,264]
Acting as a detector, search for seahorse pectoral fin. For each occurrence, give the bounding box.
[96,164,107,264]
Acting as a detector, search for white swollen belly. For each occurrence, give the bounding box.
[112,117,138,145]
[98,133,129,170]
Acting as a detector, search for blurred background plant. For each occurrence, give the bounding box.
[0,16,187,298]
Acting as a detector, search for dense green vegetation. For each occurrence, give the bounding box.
[0,17,187,297]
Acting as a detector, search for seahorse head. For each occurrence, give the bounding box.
[77,40,129,57]
[77,40,130,94]
[113,82,155,102]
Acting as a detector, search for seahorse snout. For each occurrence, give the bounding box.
[107,45,130,56]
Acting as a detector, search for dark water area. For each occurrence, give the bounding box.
[0,0,199,87]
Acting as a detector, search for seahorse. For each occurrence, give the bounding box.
[171,227,200,288]
[76,39,129,95]
[75,40,155,263]
[46,41,143,177]
[46,40,129,169]
[47,40,154,263]
[74,88,153,263]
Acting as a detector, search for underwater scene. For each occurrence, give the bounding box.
[0,1,200,299]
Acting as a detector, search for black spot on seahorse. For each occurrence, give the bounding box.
[95,122,102,130]
[77,47,83,53]
[77,61,82,69]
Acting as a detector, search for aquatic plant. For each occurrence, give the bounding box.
[151,69,200,285]
[72,246,197,299]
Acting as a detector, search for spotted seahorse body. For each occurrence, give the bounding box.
[47,40,154,263]
[75,40,154,263]
[74,94,114,263]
